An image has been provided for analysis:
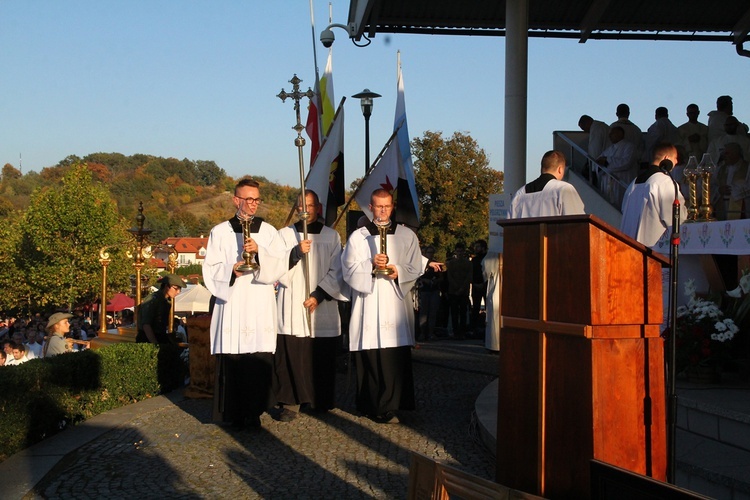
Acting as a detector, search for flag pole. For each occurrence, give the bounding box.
[284,97,346,227]
[309,0,320,84]
[397,49,400,80]
[277,75,315,331]
[333,120,404,229]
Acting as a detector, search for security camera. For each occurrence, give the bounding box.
[320,28,335,48]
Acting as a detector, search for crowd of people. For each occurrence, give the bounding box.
[0,287,192,368]
[579,95,750,219]
[0,312,96,366]
[415,240,489,342]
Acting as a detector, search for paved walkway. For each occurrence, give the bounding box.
[4,340,498,499]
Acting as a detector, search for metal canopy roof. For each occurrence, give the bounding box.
[348,0,750,49]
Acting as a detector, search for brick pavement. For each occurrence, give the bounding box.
[27,340,498,499]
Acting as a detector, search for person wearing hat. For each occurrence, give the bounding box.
[44,312,74,357]
[136,273,185,344]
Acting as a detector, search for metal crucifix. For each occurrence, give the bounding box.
[277,74,315,332]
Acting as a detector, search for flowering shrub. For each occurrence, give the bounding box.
[675,279,739,371]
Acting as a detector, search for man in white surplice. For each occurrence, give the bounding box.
[508,150,585,218]
[621,143,687,332]
[202,177,286,429]
[621,143,687,247]
[274,190,349,419]
[341,188,423,424]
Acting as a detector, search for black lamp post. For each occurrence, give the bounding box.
[352,88,381,173]
[127,202,153,307]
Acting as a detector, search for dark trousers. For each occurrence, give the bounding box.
[353,346,415,416]
[448,293,468,336]
[274,335,339,411]
[418,290,440,339]
[213,352,274,424]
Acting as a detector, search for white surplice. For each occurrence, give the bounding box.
[482,252,501,352]
[342,223,423,351]
[202,219,286,355]
[508,177,585,219]
[276,222,349,338]
[620,169,687,247]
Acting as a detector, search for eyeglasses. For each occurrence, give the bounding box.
[236,196,262,205]
[170,285,182,291]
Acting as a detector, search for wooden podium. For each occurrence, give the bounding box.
[496,215,668,499]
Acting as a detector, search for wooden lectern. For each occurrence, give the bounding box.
[496,215,668,499]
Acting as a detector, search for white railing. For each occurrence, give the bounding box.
[552,130,628,211]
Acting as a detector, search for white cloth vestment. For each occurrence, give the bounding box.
[508,178,585,219]
[482,252,501,352]
[620,169,687,248]
[276,222,349,338]
[203,219,286,355]
[342,224,422,351]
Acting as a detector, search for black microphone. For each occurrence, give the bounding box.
[659,158,674,172]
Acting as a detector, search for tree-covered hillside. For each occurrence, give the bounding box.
[1,152,299,241]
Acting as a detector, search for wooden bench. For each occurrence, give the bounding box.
[407,452,543,500]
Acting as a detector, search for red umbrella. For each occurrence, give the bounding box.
[107,293,135,312]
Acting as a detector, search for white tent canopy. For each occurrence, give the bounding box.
[173,284,212,314]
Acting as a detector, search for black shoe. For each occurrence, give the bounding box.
[371,411,399,424]
[274,408,298,422]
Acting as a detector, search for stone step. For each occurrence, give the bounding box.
[674,389,750,499]
[675,429,750,499]
[678,390,750,453]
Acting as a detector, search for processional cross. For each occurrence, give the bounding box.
[277,74,316,330]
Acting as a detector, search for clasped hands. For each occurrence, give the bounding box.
[372,253,398,279]
[233,237,259,275]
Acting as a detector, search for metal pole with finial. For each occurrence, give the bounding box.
[277,74,315,331]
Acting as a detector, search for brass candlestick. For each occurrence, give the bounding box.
[697,153,716,221]
[236,216,259,272]
[684,156,699,222]
[373,220,393,276]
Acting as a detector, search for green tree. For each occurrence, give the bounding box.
[56,154,81,168]
[0,197,16,217]
[175,263,203,280]
[169,210,200,237]
[0,218,33,314]
[2,163,22,182]
[195,160,225,186]
[14,163,132,313]
[412,131,503,259]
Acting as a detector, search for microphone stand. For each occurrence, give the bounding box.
[664,165,681,484]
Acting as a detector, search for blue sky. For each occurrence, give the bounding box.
[3,1,750,191]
